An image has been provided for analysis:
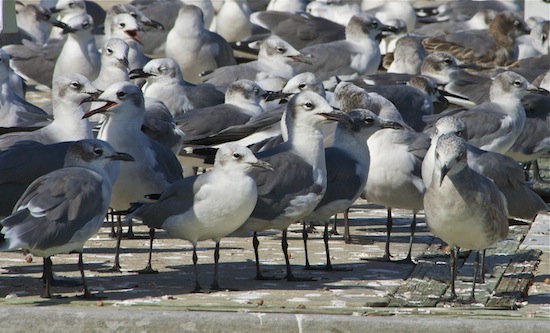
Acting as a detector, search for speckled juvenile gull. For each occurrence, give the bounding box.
[176,80,267,145]
[0,73,97,150]
[203,35,311,91]
[0,139,133,299]
[423,116,548,222]
[423,134,509,301]
[129,143,272,292]
[302,109,392,270]
[231,91,350,281]
[52,13,101,85]
[166,4,236,84]
[422,11,530,67]
[83,82,183,271]
[130,57,224,118]
[423,72,545,154]
[0,49,50,128]
[292,12,398,80]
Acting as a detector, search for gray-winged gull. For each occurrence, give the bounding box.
[129,143,272,292]
[423,134,508,301]
[231,91,351,281]
[0,139,134,298]
[92,38,130,91]
[83,81,183,272]
[109,13,150,72]
[165,4,236,84]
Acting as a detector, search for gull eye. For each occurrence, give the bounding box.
[159,66,166,72]
[119,22,126,28]
[513,80,522,87]
[93,148,103,156]
[304,101,314,109]
[276,47,285,53]
[44,13,51,20]
[70,81,80,88]
[106,47,113,54]
[298,83,306,89]
[364,117,374,124]
[233,152,241,158]
[82,22,90,29]
[371,21,379,28]
[68,2,75,8]
[443,58,452,65]
[117,91,126,99]
[456,130,462,136]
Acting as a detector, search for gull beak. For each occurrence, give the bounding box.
[527,84,549,95]
[320,110,353,126]
[109,152,135,162]
[49,7,60,14]
[289,53,313,65]
[250,160,274,171]
[264,90,291,102]
[79,90,103,105]
[381,23,399,34]
[61,24,77,34]
[82,100,118,118]
[380,120,404,130]
[51,19,70,31]
[125,30,143,45]
[129,68,151,79]
[435,89,450,107]
[439,165,450,186]
[118,57,129,68]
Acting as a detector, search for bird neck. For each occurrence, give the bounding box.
[286,121,326,169]
[333,128,370,163]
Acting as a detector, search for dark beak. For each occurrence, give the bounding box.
[126,30,143,45]
[51,19,70,31]
[264,90,291,102]
[435,89,450,107]
[381,23,399,34]
[109,152,135,162]
[528,85,549,95]
[380,120,404,130]
[249,160,273,171]
[289,53,313,65]
[439,165,450,186]
[320,110,353,126]
[143,19,164,31]
[82,100,118,119]
[129,68,151,79]
[79,90,103,105]
[61,24,77,34]
[118,57,129,68]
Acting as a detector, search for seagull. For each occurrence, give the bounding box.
[83,82,183,271]
[109,13,150,73]
[302,109,393,270]
[52,13,101,85]
[176,80,268,145]
[423,71,546,154]
[0,139,134,299]
[266,0,308,13]
[165,4,236,84]
[214,0,253,43]
[203,35,311,91]
[231,91,351,281]
[130,57,224,118]
[129,143,272,292]
[48,0,88,39]
[385,35,426,75]
[422,116,548,222]
[92,38,130,91]
[412,9,494,38]
[422,11,531,67]
[306,0,361,26]
[0,48,50,129]
[0,73,98,150]
[423,133,509,301]
[142,97,186,155]
[292,12,398,80]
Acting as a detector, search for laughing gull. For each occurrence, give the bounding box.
[412,9,494,38]
[292,12,398,80]
[362,117,429,261]
[52,13,101,85]
[0,49,50,128]
[92,38,130,91]
[0,139,134,299]
[306,0,361,26]
[0,3,67,46]
[177,80,267,145]
[231,91,350,281]
[0,73,97,150]
[249,11,346,50]
[423,72,546,154]
[422,116,548,222]
[202,35,311,91]
[365,0,417,33]
[384,35,425,75]
[129,143,272,292]
[422,11,530,67]
[109,13,150,73]
[302,109,392,270]
[48,0,88,39]
[130,57,225,118]
[214,0,253,43]
[165,4,236,85]
[83,82,183,271]
[423,134,509,301]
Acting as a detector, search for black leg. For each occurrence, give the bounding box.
[100,215,123,272]
[329,213,339,235]
[211,241,221,290]
[253,232,279,280]
[108,208,116,238]
[283,229,312,281]
[470,250,480,301]
[343,209,351,244]
[133,228,159,274]
[191,244,204,293]
[384,208,393,260]
[449,246,460,300]
[480,249,486,284]
[395,213,417,265]
[303,222,312,269]
[41,256,52,299]
[77,252,104,299]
